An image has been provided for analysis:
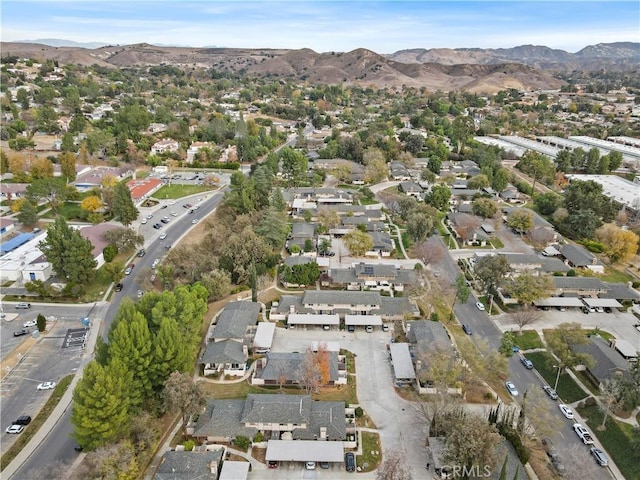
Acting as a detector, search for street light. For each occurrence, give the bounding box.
[553,364,562,391]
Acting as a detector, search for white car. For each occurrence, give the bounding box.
[476,302,485,311]
[152,259,160,269]
[37,382,56,390]
[6,424,24,434]
[505,381,518,396]
[146,214,153,220]
[305,462,316,470]
[23,320,37,328]
[168,200,176,205]
[170,211,178,217]
[159,233,167,240]
[137,290,144,298]
[192,219,199,224]
[141,218,147,224]
[559,404,574,419]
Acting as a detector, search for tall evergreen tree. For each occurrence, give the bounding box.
[39,216,97,286]
[71,361,130,450]
[151,318,191,388]
[17,199,38,226]
[108,309,153,411]
[112,182,138,226]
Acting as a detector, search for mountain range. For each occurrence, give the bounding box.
[2,41,637,93]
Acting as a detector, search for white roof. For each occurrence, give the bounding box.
[542,246,561,256]
[534,298,584,307]
[344,314,382,326]
[219,461,250,480]
[288,314,340,325]
[613,339,638,359]
[389,343,416,380]
[265,440,344,462]
[581,298,623,308]
[565,174,640,210]
[311,341,340,352]
[253,322,276,349]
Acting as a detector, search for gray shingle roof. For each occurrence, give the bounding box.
[560,244,600,267]
[241,394,311,425]
[293,401,346,441]
[407,320,452,352]
[193,400,258,439]
[211,301,260,340]
[155,450,223,480]
[255,352,339,383]
[200,339,246,365]
[378,297,419,317]
[291,222,316,238]
[303,290,382,306]
[573,336,630,384]
[552,277,607,290]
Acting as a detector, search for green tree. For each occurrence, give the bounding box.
[163,371,206,438]
[39,217,97,286]
[506,209,534,235]
[472,198,498,218]
[36,313,46,332]
[467,174,489,190]
[59,151,77,181]
[491,168,509,192]
[546,322,593,371]
[16,88,29,109]
[17,199,38,226]
[36,106,59,133]
[474,255,511,295]
[343,230,373,256]
[534,192,562,216]
[508,272,553,306]
[563,180,616,222]
[450,116,474,153]
[280,147,308,186]
[451,274,471,320]
[26,177,69,213]
[151,318,193,388]
[425,184,451,211]
[71,360,130,450]
[102,227,143,252]
[407,211,434,242]
[111,182,138,226]
[565,210,602,239]
[516,151,555,193]
[108,306,153,411]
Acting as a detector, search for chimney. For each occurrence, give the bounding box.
[289,304,295,314]
[243,345,248,357]
[209,460,218,474]
[320,426,327,440]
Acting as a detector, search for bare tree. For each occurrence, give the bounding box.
[443,412,500,474]
[452,214,481,245]
[527,227,555,250]
[299,347,321,394]
[511,307,542,333]
[378,191,404,216]
[163,371,206,437]
[520,387,556,438]
[599,377,622,429]
[376,449,413,480]
[412,236,445,266]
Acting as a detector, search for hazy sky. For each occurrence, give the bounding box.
[2,1,638,53]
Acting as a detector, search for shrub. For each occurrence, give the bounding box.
[583,240,605,253]
[585,396,597,407]
[36,313,46,332]
[567,269,577,277]
[184,439,195,451]
[103,244,118,263]
[355,407,364,418]
[253,432,264,443]
[235,435,250,450]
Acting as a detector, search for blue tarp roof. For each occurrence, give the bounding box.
[0,233,35,255]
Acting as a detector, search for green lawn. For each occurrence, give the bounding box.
[41,202,84,220]
[356,431,381,472]
[598,267,635,284]
[525,351,588,403]
[576,405,640,480]
[153,184,214,199]
[489,238,505,248]
[514,330,544,350]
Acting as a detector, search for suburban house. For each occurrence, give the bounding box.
[151,138,180,155]
[496,253,571,276]
[499,185,525,204]
[0,217,16,236]
[192,394,346,444]
[154,449,224,480]
[329,217,386,236]
[559,244,605,273]
[286,222,316,253]
[251,351,347,386]
[322,262,416,292]
[389,161,411,180]
[447,212,489,246]
[271,291,419,322]
[186,141,214,163]
[369,231,395,256]
[310,159,365,184]
[0,183,29,201]
[200,301,260,377]
[551,277,609,297]
[127,178,163,204]
[573,336,630,386]
[148,123,168,134]
[74,165,134,192]
[399,181,424,198]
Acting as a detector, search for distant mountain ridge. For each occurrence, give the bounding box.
[388,42,640,71]
[1,40,636,92]
[15,38,109,49]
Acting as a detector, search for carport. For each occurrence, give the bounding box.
[389,343,416,383]
[534,298,584,308]
[582,298,622,309]
[344,314,382,327]
[265,440,344,463]
[253,322,276,353]
[287,314,339,328]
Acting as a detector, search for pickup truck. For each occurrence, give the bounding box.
[573,423,594,444]
[13,329,30,337]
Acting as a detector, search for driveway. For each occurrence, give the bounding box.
[270,327,430,477]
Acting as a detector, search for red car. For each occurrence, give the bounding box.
[268,461,278,469]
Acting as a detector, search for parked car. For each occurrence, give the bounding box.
[462,324,473,335]
[146,214,153,220]
[159,233,167,240]
[345,452,356,472]
[543,385,558,400]
[124,264,135,275]
[137,249,146,257]
[191,218,199,224]
[319,461,330,469]
[13,329,30,337]
[161,218,170,224]
[37,382,56,390]
[23,319,37,328]
[14,415,31,425]
[6,424,24,434]
[573,423,594,444]
[152,259,160,269]
[365,325,373,333]
[520,356,534,369]
[590,447,608,466]
[347,325,355,333]
[141,218,147,224]
[305,462,316,470]
[171,211,178,217]
[16,303,32,309]
[267,461,278,469]
[382,324,390,332]
[160,204,168,209]
[475,302,485,311]
[137,290,144,298]
[114,283,123,292]
[558,404,574,419]
[505,381,518,396]
[74,444,84,452]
